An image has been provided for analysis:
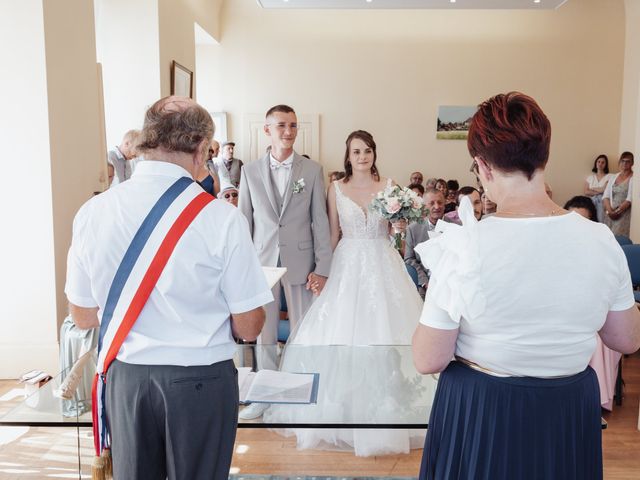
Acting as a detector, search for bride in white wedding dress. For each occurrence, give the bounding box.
[263,130,437,456]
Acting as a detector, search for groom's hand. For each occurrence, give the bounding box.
[306,273,327,296]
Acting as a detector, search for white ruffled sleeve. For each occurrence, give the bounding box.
[415,196,486,328]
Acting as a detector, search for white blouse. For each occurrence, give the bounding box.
[586,173,613,190]
[418,206,634,377]
[603,172,633,203]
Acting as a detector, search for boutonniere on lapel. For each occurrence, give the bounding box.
[292,178,305,194]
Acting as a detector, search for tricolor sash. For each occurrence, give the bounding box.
[91,177,214,463]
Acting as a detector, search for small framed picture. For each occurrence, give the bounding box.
[170,60,193,98]
[436,105,477,140]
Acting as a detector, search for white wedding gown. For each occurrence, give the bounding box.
[263,181,437,457]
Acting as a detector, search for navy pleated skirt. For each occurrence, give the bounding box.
[419,361,602,480]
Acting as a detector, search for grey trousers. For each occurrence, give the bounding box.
[258,278,314,370]
[106,359,238,480]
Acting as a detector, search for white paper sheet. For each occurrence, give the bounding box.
[262,267,287,289]
[238,369,318,404]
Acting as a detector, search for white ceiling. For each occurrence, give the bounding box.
[257,0,568,9]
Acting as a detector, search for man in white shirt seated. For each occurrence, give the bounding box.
[405,188,446,295]
[65,96,273,480]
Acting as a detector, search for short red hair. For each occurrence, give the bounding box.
[467,92,551,180]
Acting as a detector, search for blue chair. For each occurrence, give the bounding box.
[277,288,290,342]
[406,264,420,288]
[621,245,640,303]
[616,244,640,405]
[615,235,633,246]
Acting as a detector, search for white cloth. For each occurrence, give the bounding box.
[65,161,273,366]
[264,180,437,456]
[603,172,633,203]
[269,152,293,197]
[417,198,635,377]
[586,173,613,190]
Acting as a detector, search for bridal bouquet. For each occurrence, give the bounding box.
[369,184,429,250]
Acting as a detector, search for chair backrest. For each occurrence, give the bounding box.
[406,264,419,288]
[621,244,640,285]
[615,235,633,246]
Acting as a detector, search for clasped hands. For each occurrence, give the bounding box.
[607,208,623,220]
[306,272,327,296]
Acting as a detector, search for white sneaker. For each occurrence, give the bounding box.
[238,403,269,420]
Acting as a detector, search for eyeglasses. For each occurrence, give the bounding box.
[223,192,239,199]
[267,123,298,130]
[470,159,479,176]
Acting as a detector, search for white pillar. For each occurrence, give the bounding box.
[0,0,105,378]
[623,0,640,241]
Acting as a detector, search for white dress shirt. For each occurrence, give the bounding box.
[65,161,273,366]
[270,152,294,197]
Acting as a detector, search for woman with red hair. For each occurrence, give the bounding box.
[412,92,640,479]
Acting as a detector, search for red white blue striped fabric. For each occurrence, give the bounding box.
[91,177,213,457]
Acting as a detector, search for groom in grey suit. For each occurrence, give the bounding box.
[238,105,332,391]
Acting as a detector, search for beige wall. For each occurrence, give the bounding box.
[159,0,223,98]
[96,0,161,148]
[199,0,625,206]
[623,0,640,240]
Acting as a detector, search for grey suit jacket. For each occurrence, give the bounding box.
[238,152,332,285]
[404,222,433,286]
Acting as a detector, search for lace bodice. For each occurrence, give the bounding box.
[334,181,389,240]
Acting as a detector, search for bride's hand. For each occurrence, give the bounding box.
[391,219,407,234]
[306,273,327,295]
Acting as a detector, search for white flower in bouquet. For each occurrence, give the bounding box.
[369,184,429,250]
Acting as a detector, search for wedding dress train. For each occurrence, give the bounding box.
[264,181,437,456]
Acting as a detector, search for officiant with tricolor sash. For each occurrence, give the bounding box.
[65,96,273,480]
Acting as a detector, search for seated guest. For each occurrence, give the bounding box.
[481,190,497,217]
[404,188,446,296]
[564,194,622,411]
[328,170,346,183]
[409,183,425,197]
[564,195,598,221]
[445,179,459,213]
[444,186,482,224]
[584,154,612,222]
[410,171,425,186]
[413,91,640,480]
[196,146,221,196]
[218,182,239,207]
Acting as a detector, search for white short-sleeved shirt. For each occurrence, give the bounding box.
[586,173,612,190]
[65,161,273,366]
[419,212,635,377]
[603,172,633,203]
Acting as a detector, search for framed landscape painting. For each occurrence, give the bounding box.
[436,105,477,140]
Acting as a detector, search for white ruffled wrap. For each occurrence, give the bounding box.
[414,196,486,324]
